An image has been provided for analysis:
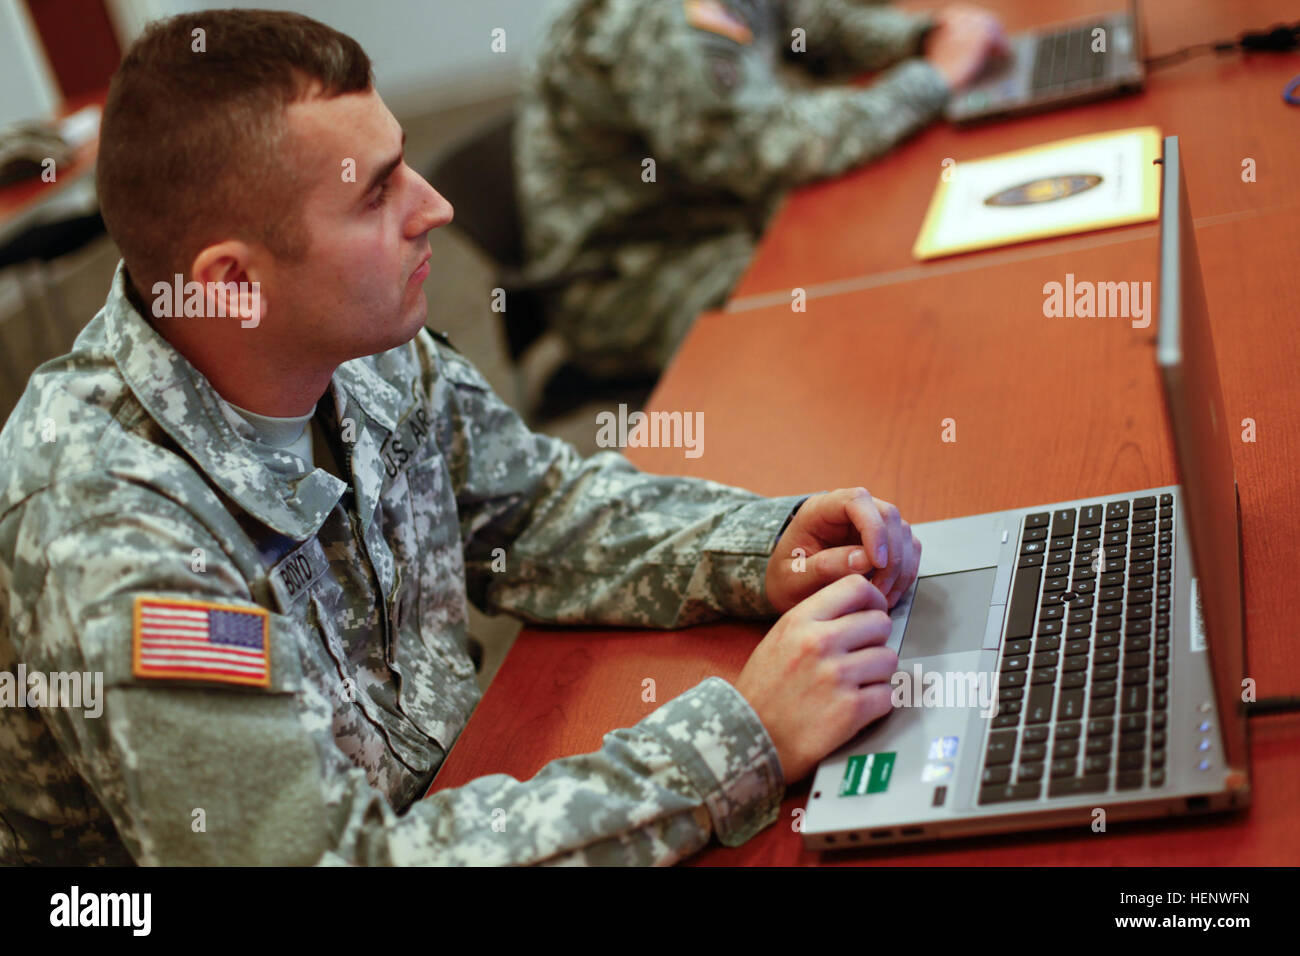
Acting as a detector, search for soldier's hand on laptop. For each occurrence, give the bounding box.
[735,574,898,783]
[923,3,1009,91]
[766,487,921,614]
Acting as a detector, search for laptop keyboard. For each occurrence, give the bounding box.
[1030,23,1110,93]
[978,494,1175,805]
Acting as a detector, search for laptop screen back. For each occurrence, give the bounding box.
[1156,135,1249,779]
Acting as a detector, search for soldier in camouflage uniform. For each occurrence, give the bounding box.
[0,262,813,864]
[0,9,921,866]
[516,0,997,377]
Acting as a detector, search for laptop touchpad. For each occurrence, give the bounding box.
[898,568,997,660]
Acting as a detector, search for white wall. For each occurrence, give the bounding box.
[0,0,60,127]
[133,0,558,116]
[4,0,558,126]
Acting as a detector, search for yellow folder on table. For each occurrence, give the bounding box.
[913,126,1162,261]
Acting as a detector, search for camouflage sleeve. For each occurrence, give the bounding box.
[615,2,950,201]
[407,675,784,864]
[783,0,935,74]
[420,334,805,627]
[16,486,782,864]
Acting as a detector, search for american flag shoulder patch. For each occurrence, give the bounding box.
[132,596,271,688]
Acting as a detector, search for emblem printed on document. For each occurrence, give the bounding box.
[984,174,1103,207]
[132,596,270,687]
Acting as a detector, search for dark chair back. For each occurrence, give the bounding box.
[426,112,546,361]
[0,211,105,269]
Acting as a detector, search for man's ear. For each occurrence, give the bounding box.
[190,241,266,329]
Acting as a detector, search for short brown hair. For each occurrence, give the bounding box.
[96,9,372,297]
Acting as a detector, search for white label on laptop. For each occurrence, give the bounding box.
[1189,577,1207,653]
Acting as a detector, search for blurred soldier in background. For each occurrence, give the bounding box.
[516,0,1005,382]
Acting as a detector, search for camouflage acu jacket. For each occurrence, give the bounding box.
[516,0,951,281]
[0,262,806,865]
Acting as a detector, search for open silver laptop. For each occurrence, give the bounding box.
[802,136,1250,850]
[946,1,1145,125]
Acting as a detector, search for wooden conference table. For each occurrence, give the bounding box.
[431,0,1300,865]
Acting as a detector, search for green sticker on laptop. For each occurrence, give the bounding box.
[839,752,896,796]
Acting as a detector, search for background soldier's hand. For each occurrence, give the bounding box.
[734,574,898,783]
[765,487,921,614]
[923,3,1009,91]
